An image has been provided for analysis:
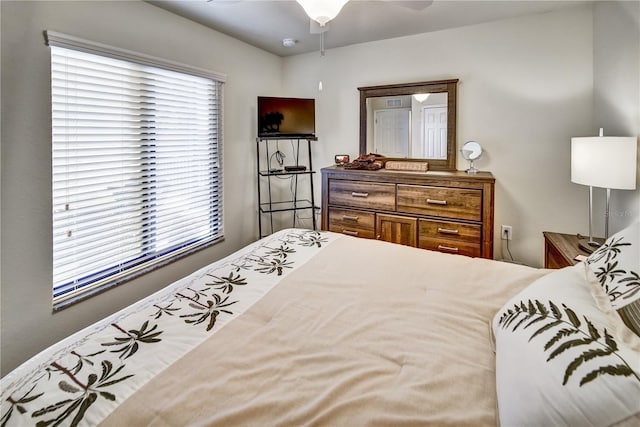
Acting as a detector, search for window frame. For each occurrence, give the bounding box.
[46,31,226,309]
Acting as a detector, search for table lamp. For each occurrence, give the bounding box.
[571,129,637,252]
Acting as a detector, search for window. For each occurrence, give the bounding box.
[47,32,225,307]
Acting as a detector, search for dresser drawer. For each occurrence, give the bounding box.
[397,185,482,221]
[418,219,481,244]
[376,213,417,247]
[418,237,481,257]
[329,180,396,211]
[328,208,375,239]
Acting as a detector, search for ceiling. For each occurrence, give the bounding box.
[147,0,590,57]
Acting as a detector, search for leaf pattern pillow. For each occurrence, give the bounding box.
[586,221,640,336]
[492,264,640,427]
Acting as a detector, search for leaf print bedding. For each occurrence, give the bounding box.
[6,227,635,427]
[1,229,335,426]
[493,263,640,427]
[97,233,550,427]
[586,221,640,337]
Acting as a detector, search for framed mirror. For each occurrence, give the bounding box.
[358,79,458,171]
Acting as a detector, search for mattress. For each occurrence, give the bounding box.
[0,229,552,426]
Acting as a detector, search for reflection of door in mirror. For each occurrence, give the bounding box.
[368,93,448,159]
[374,108,410,157]
[421,105,447,159]
[412,92,447,159]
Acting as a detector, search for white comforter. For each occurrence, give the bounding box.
[1,229,548,426]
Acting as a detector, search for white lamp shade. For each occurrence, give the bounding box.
[296,0,349,26]
[571,136,638,190]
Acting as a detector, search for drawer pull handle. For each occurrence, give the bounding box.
[427,198,447,205]
[342,230,359,237]
[438,227,459,235]
[342,215,359,221]
[438,244,459,253]
[351,192,369,198]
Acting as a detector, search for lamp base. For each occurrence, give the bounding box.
[578,238,601,254]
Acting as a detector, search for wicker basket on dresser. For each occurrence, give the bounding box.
[321,166,495,259]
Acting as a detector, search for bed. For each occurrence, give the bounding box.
[2,226,639,426]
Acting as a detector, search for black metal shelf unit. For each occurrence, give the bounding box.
[256,137,318,238]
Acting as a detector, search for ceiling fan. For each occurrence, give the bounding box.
[207,0,433,27]
[296,0,349,26]
[296,0,432,26]
[204,0,433,56]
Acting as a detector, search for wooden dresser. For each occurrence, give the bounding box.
[321,166,495,258]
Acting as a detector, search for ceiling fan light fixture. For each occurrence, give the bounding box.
[296,0,349,26]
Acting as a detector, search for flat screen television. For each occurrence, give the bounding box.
[258,96,315,138]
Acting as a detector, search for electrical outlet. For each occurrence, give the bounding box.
[501,225,513,240]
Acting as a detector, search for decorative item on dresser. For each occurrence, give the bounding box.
[460,140,483,174]
[384,160,429,172]
[321,166,495,258]
[334,154,350,166]
[542,231,605,269]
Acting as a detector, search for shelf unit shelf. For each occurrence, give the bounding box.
[256,137,318,238]
[259,199,315,213]
[257,170,315,177]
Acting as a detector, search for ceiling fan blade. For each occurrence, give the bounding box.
[383,0,433,11]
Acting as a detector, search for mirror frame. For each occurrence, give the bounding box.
[358,79,458,171]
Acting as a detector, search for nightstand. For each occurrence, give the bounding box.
[543,231,604,269]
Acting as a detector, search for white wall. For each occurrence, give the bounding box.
[283,5,598,267]
[593,0,640,233]
[0,0,282,375]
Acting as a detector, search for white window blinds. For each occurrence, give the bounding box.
[48,35,224,305]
